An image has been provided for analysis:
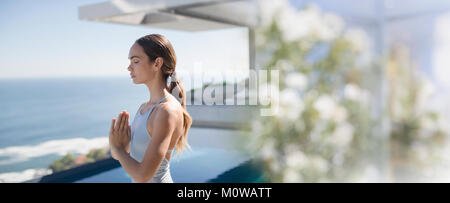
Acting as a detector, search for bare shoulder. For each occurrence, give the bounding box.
[152,97,183,126]
[158,98,183,120]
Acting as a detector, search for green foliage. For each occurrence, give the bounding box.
[387,45,448,180]
[49,154,75,173]
[85,148,109,164]
[244,1,449,182]
[243,1,380,182]
[48,148,109,173]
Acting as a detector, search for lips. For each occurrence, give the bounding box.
[130,74,135,78]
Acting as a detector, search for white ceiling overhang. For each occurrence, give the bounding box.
[78,0,258,31]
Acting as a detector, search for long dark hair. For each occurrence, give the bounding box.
[136,34,192,156]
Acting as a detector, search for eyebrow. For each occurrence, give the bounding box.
[128,56,141,60]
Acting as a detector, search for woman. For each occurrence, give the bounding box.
[108,34,192,183]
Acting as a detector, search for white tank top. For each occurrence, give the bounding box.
[129,95,175,183]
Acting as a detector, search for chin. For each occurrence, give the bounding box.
[133,79,143,85]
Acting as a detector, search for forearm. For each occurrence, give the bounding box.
[115,149,147,182]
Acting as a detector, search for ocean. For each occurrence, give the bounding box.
[0,76,162,182]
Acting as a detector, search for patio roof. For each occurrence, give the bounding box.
[78,0,450,28]
[78,0,258,31]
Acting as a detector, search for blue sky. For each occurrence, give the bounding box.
[0,0,249,79]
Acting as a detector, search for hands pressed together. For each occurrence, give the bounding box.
[109,110,131,160]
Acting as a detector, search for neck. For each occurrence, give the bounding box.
[145,75,169,104]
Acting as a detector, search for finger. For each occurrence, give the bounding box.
[128,125,131,138]
[120,111,127,131]
[125,112,129,127]
[115,113,121,130]
[121,111,127,131]
[110,118,115,132]
[126,114,130,136]
[123,111,129,131]
[117,112,124,131]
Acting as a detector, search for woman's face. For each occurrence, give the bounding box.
[127,43,155,84]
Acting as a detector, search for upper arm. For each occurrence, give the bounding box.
[139,105,178,180]
[147,107,177,155]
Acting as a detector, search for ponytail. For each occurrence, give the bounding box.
[168,71,192,156]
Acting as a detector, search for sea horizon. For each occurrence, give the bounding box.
[0,76,159,182]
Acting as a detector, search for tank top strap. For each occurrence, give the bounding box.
[139,95,168,117]
[148,95,168,116]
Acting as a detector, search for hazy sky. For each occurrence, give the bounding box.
[0,0,249,79]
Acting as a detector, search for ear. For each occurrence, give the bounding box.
[154,57,163,69]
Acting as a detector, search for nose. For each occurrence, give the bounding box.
[127,64,132,72]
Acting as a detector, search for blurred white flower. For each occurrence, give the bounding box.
[279,88,304,120]
[321,13,344,40]
[331,122,354,147]
[278,4,322,42]
[286,151,307,169]
[313,94,337,120]
[344,83,362,101]
[277,7,310,42]
[279,88,301,106]
[268,159,282,174]
[284,145,308,169]
[285,72,308,90]
[258,0,291,28]
[345,83,371,105]
[344,28,370,53]
[332,106,348,123]
[277,4,344,42]
[259,138,276,160]
[275,60,295,72]
[259,0,344,42]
